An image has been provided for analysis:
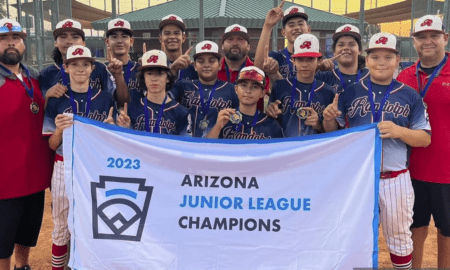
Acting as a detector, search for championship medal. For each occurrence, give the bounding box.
[297,107,309,120]
[30,102,39,114]
[230,111,242,124]
[199,119,209,130]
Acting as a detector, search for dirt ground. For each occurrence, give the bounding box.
[12,189,439,269]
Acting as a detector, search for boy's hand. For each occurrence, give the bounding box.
[46,84,68,99]
[54,113,74,134]
[117,103,131,128]
[266,100,282,118]
[264,0,285,27]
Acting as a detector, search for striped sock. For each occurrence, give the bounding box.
[390,253,412,269]
[52,243,68,270]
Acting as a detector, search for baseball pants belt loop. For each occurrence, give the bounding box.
[55,154,64,162]
[380,168,408,179]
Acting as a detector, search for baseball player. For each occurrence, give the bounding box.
[158,14,198,81]
[396,15,450,268]
[206,66,284,139]
[169,40,238,137]
[266,34,335,138]
[323,33,431,269]
[42,45,115,270]
[117,50,191,135]
[105,18,141,105]
[39,19,124,108]
[315,24,369,93]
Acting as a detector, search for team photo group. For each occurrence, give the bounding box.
[1,0,449,269]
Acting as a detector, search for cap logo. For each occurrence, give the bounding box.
[114,21,124,27]
[147,55,159,63]
[168,16,177,20]
[231,26,241,32]
[201,44,212,50]
[375,37,388,45]
[421,19,433,27]
[62,21,73,28]
[4,23,13,31]
[300,41,312,49]
[290,8,299,14]
[342,26,351,32]
[72,48,84,56]
[240,70,264,83]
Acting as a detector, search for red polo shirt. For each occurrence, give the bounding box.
[396,52,450,184]
[0,64,53,199]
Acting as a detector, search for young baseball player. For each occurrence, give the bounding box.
[315,24,369,93]
[117,50,191,135]
[169,40,238,137]
[159,14,198,81]
[323,33,431,269]
[105,18,141,104]
[265,34,335,138]
[42,45,115,270]
[207,66,283,139]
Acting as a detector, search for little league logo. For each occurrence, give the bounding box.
[300,41,312,49]
[375,37,388,45]
[72,48,84,56]
[201,43,212,50]
[62,21,73,28]
[147,55,159,63]
[91,176,153,241]
[114,20,125,27]
[421,19,433,27]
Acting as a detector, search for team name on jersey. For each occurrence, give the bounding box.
[181,91,233,111]
[125,78,139,90]
[63,108,108,122]
[281,96,326,115]
[347,96,411,118]
[222,126,271,139]
[134,115,176,132]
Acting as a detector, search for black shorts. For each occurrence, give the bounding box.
[0,191,45,259]
[410,179,450,237]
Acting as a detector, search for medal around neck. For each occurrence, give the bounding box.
[30,102,39,114]
[297,107,309,120]
[199,119,209,130]
[230,111,243,124]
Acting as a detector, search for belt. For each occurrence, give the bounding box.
[380,169,408,179]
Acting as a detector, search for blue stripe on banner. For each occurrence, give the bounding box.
[372,126,381,268]
[106,189,137,199]
[70,123,77,268]
[73,115,379,145]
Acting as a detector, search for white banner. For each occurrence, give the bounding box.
[64,117,381,270]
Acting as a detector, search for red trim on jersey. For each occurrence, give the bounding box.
[55,154,64,162]
[380,169,408,179]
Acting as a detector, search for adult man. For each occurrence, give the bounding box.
[159,14,198,81]
[396,15,450,268]
[0,18,53,270]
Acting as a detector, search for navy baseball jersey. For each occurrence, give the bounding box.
[168,61,199,82]
[269,48,296,79]
[169,79,239,137]
[337,79,431,172]
[219,112,284,139]
[42,87,116,156]
[107,60,142,104]
[270,77,335,137]
[315,68,370,93]
[128,97,192,136]
[39,61,115,99]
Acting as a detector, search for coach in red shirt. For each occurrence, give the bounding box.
[397,15,450,268]
[0,19,53,270]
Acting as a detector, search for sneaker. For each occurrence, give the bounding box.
[14,265,32,270]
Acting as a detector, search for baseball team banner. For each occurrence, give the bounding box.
[63,116,381,270]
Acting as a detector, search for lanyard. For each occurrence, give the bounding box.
[0,64,34,100]
[416,55,448,98]
[198,80,219,115]
[367,80,395,123]
[178,69,184,80]
[59,64,69,86]
[283,48,294,75]
[225,60,247,83]
[68,85,92,115]
[290,78,316,112]
[336,68,361,90]
[124,61,132,85]
[235,109,258,131]
[144,95,168,133]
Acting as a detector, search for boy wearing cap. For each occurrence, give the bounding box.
[207,66,283,139]
[0,18,53,270]
[315,24,369,93]
[158,14,198,81]
[169,40,238,137]
[105,18,140,104]
[266,34,335,138]
[42,45,115,270]
[323,33,431,269]
[117,50,191,135]
[39,19,125,107]
[397,15,450,268]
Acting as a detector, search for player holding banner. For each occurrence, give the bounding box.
[323,33,431,269]
[42,45,116,270]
